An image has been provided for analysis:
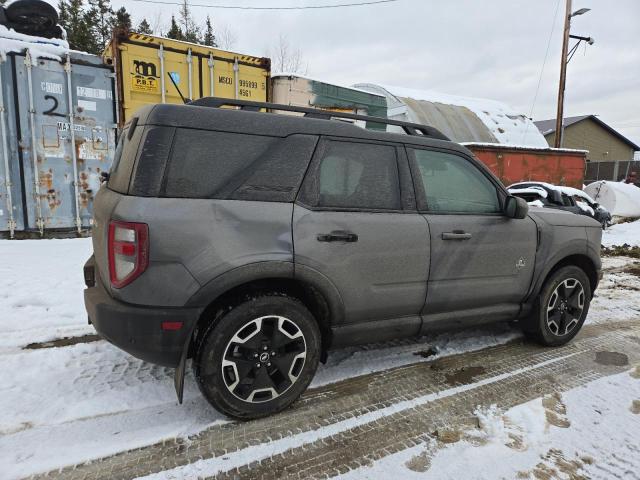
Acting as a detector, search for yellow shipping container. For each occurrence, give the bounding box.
[103,32,271,126]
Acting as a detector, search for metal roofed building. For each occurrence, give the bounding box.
[352,83,549,147]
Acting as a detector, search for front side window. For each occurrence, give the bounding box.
[410,148,501,214]
[312,140,401,210]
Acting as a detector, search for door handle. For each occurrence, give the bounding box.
[442,231,472,240]
[317,231,359,243]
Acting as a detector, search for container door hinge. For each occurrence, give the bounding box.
[7,219,17,238]
[24,52,33,68]
[233,58,239,99]
[36,217,45,235]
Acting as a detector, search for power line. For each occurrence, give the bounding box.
[128,0,399,10]
[521,0,561,143]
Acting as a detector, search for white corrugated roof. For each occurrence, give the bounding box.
[354,83,549,148]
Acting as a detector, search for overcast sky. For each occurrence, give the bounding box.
[110,0,640,148]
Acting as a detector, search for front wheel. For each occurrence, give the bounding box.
[523,265,591,346]
[194,295,321,420]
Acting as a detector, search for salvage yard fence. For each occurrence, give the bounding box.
[584,160,640,184]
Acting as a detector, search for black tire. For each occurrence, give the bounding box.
[523,265,591,346]
[194,294,321,420]
[6,0,58,30]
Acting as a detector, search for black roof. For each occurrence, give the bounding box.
[534,115,640,150]
[132,102,474,156]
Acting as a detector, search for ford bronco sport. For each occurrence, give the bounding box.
[84,99,603,420]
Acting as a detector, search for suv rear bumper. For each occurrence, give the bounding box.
[84,280,201,368]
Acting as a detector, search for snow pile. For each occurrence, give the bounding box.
[462,142,587,153]
[602,219,640,247]
[508,186,548,198]
[473,404,506,442]
[354,83,548,147]
[510,181,598,203]
[0,24,69,61]
[575,200,595,216]
[585,181,640,219]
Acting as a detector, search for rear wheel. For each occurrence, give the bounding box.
[194,295,321,420]
[523,265,591,346]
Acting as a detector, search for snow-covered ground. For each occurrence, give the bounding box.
[338,369,640,479]
[1,235,639,479]
[0,238,519,478]
[602,218,640,247]
[0,238,94,353]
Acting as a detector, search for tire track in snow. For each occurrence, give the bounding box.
[28,320,640,480]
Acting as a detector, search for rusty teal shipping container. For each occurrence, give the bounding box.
[271,74,387,130]
[0,40,116,238]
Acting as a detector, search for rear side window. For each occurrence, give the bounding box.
[301,140,401,210]
[162,129,316,201]
[108,124,143,194]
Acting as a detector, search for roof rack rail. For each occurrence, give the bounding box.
[187,98,449,140]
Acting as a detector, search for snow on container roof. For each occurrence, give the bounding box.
[0,25,102,65]
[0,25,70,61]
[353,83,549,148]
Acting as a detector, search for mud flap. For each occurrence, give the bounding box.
[174,336,191,404]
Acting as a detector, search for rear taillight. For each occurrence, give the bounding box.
[108,220,149,288]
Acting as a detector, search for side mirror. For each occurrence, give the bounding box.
[100,171,110,184]
[504,195,529,219]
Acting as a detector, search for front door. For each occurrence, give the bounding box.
[293,138,430,325]
[407,147,538,326]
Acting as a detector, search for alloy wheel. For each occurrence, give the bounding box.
[546,278,585,336]
[221,315,307,403]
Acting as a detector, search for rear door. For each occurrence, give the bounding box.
[407,147,538,326]
[293,138,429,327]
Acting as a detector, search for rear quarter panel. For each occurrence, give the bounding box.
[108,198,294,306]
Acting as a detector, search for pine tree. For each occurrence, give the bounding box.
[137,18,153,35]
[59,0,95,52]
[87,0,114,52]
[57,0,70,39]
[166,15,184,41]
[113,6,131,32]
[203,15,216,47]
[178,0,199,43]
[81,6,101,54]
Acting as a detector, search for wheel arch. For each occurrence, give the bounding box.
[534,253,599,302]
[173,262,343,403]
[185,262,344,361]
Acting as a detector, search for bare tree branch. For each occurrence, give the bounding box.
[217,23,238,50]
[271,34,307,74]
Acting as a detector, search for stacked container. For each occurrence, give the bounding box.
[104,32,271,127]
[0,42,116,237]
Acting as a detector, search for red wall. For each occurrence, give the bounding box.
[467,145,586,188]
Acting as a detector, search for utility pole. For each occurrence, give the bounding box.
[554,0,572,148]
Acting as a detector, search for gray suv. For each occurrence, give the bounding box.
[84,99,603,419]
